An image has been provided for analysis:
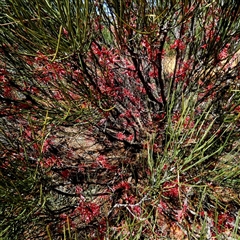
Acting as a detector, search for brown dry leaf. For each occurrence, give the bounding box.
[169,223,188,240]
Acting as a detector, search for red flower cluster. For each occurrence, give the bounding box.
[73,201,100,224]
[170,39,186,50]
[162,180,179,198]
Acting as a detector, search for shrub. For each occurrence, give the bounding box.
[0,0,239,239]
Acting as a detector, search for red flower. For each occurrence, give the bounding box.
[149,69,158,78]
[74,202,100,224]
[96,155,113,170]
[116,132,125,140]
[43,156,61,168]
[234,105,240,113]
[174,60,191,82]
[170,39,185,50]
[75,186,83,195]
[60,169,70,179]
[131,205,141,216]
[218,44,230,61]
[42,138,53,153]
[217,212,235,232]
[158,200,168,214]
[114,181,131,191]
[127,134,134,142]
[62,28,68,36]
[184,116,195,129]
[163,180,179,198]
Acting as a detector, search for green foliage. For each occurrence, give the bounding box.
[0,0,97,56]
